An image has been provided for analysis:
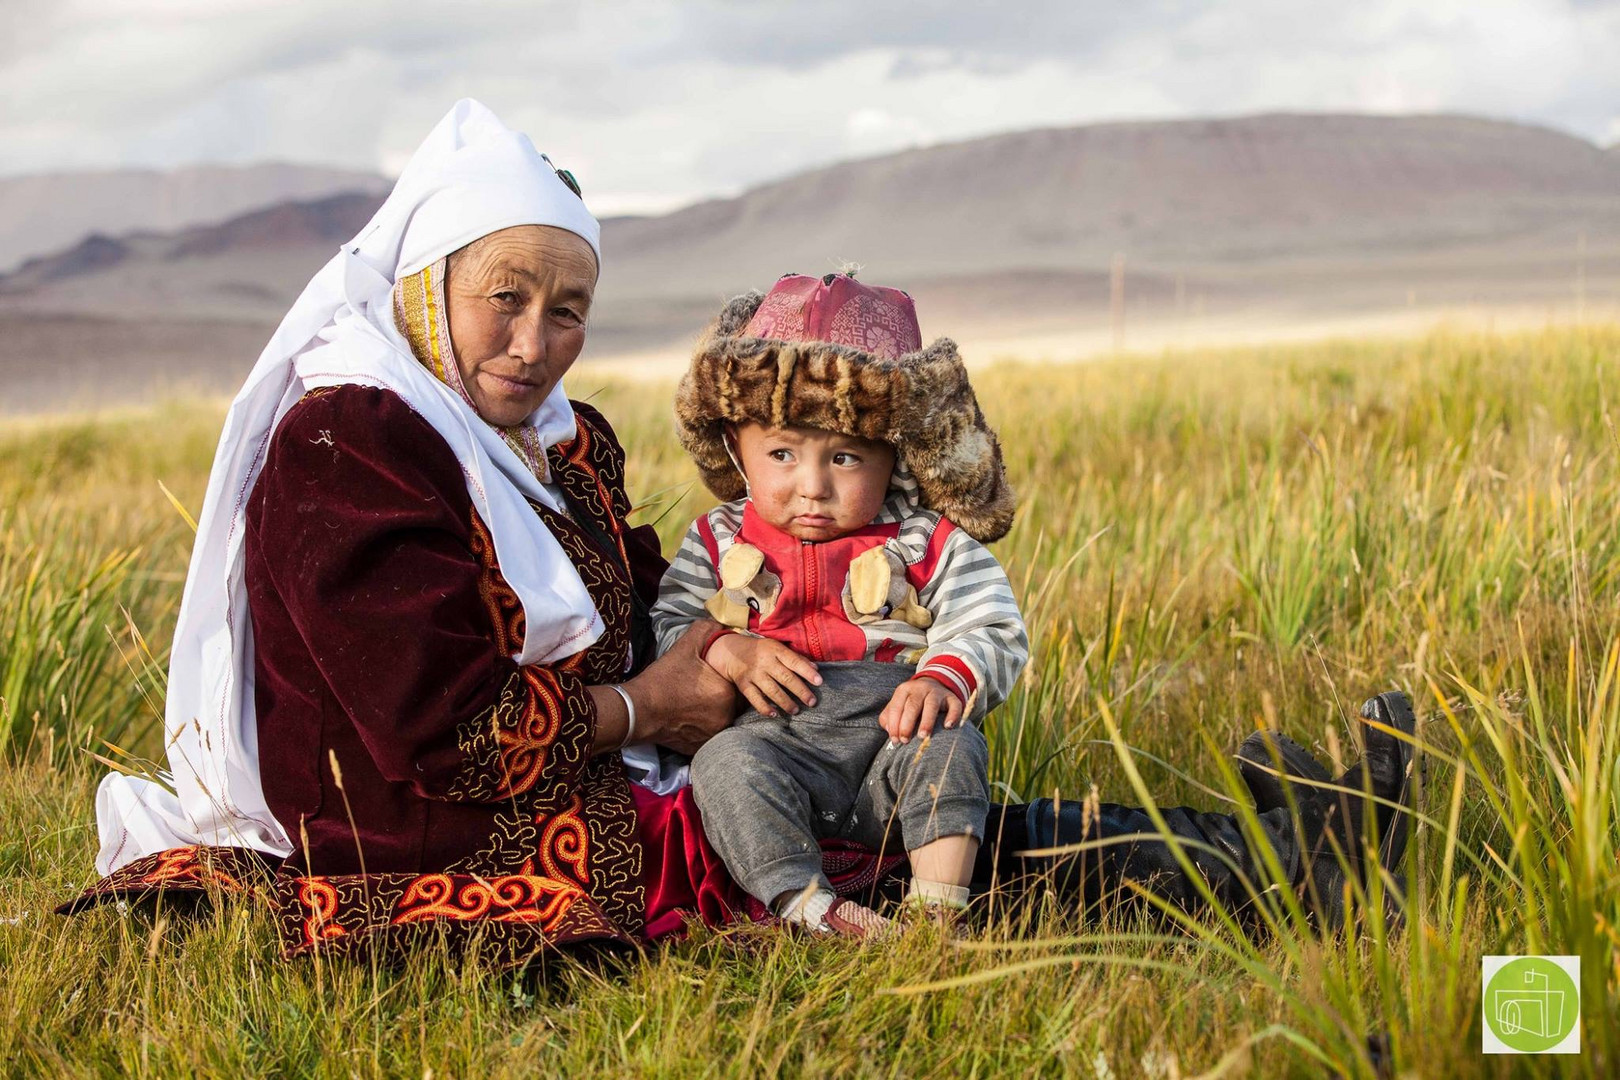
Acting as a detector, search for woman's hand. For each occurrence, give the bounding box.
[614,621,741,755]
[704,634,822,718]
[878,678,964,744]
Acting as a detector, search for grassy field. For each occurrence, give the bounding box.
[2,325,1617,1077]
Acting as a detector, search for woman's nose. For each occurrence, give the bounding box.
[508,312,548,365]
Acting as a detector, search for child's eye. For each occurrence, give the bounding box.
[832,452,861,466]
[768,449,793,463]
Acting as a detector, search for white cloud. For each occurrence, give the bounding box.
[1,0,1617,209]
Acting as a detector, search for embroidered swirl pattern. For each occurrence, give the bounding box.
[272,872,621,960]
[143,846,243,891]
[393,873,583,926]
[60,845,266,913]
[468,512,526,656]
[493,667,569,799]
[298,878,346,943]
[538,794,590,883]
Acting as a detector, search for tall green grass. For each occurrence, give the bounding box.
[1,327,1616,1076]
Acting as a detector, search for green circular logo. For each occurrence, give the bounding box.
[1485,958,1579,1052]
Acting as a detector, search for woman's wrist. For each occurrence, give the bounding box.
[618,669,664,745]
[608,684,638,747]
[585,683,638,755]
[611,619,739,756]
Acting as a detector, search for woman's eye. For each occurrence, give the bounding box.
[552,307,584,324]
[492,290,520,304]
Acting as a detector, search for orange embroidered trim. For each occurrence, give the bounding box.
[56,846,272,916]
[139,845,246,892]
[552,421,631,566]
[489,666,569,799]
[393,873,583,926]
[270,870,626,961]
[298,877,347,943]
[538,793,590,884]
[469,510,526,655]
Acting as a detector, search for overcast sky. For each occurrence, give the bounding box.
[3,0,1618,214]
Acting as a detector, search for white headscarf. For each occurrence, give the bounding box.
[94,100,608,875]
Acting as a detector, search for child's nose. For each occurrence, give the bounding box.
[796,466,834,499]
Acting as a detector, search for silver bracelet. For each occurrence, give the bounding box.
[609,684,637,749]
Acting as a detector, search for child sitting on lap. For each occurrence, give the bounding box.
[649,272,1029,939]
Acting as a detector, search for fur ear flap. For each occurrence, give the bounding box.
[674,357,748,502]
[887,340,1017,543]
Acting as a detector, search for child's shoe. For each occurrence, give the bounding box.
[820,897,896,941]
[778,887,895,942]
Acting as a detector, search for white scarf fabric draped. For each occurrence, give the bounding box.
[94,100,608,875]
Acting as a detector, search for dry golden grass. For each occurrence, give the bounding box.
[2,325,1617,1077]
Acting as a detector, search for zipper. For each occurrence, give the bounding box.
[801,539,825,661]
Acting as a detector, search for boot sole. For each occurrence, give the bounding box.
[1356,691,1417,872]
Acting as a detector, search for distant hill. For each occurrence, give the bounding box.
[0,163,392,273]
[0,192,385,322]
[600,112,1620,298]
[3,113,1618,411]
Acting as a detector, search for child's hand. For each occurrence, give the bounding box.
[704,634,822,718]
[880,678,964,744]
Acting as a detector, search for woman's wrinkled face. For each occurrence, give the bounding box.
[444,224,597,426]
[732,421,897,541]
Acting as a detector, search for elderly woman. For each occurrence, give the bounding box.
[66,102,1412,956]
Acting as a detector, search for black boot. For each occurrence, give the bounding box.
[1355,691,1417,871]
[1236,692,1416,929]
[975,692,1415,933]
[1235,729,1332,811]
[976,795,1300,926]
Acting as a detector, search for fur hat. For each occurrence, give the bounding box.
[674,273,1017,543]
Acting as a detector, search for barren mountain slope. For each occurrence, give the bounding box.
[3,113,1617,411]
[9,113,1616,319]
[0,193,385,322]
[600,113,1620,298]
[0,163,392,273]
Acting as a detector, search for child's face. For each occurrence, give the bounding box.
[732,422,896,541]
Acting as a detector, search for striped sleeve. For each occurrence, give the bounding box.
[650,516,721,656]
[911,522,1029,721]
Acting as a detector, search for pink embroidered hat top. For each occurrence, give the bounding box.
[742,273,922,359]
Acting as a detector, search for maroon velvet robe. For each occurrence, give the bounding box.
[62,385,899,960]
[246,383,671,956]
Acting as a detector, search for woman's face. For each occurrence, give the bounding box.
[444,224,597,426]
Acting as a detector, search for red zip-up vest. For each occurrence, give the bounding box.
[705,502,901,662]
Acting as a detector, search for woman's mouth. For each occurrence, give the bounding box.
[486,372,539,396]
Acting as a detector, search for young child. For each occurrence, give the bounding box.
[650,272,1029,938]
